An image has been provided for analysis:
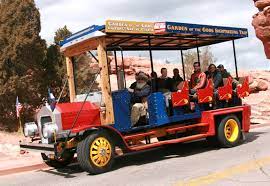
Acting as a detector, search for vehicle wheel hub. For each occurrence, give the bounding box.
[224,119,239,142]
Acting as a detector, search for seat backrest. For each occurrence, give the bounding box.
[223,78,228,85]
[238,77,246,84]
[197,79,214,104]
[237,76,250,98]
[171,81,189,107]
[218,77,233,101]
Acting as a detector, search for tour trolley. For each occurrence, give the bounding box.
[21,20,251,174]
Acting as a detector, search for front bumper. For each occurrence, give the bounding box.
[20,141,55,154]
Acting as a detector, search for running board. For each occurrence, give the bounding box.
[124,131,156,141]
[166,123,209,133]
[123,123,209,142]
[129,133,208,151]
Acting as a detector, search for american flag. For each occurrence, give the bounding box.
[16,96,23,118]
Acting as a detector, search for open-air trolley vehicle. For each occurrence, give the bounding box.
[21,20,251,174]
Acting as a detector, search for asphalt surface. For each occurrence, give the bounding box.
[1,126,270,186]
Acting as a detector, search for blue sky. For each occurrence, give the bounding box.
[35,0,270,71]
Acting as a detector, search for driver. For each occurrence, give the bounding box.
[128,72,151,126]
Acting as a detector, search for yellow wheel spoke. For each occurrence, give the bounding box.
[101,157,106,164]
[96,140,101,146]
[92,144,99,150]
[97,157,102,164]
[102,139,106,146]
[99,139,103,146]
[91,150,98,155]
[92,154,99,160]
[103,157,108,164]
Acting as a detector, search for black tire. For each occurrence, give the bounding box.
[217,115,241,148]
[41,151,74,168]
[77,130,115,174]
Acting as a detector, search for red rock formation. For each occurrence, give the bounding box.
[252,0,270,59]
[243,70,270,124]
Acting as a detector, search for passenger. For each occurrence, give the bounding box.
[157,68,173,93]
[129,72,140,90]
[190,62,207,94]
[172,68,184,91]
[217,64,239,88]
[128,72,151,126]
[207,64,223,89]
[150,71,158,92]
[217,64,232,78]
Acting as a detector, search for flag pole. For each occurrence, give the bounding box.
[16,96,23,135]
[18,115,23,135]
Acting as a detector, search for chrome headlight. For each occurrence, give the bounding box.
[24,122,38,137]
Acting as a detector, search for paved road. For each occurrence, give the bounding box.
[1,126,270,186]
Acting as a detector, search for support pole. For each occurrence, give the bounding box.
[114,50,124,90]
[113,50,119,89]
[113,50,118,72]
[232,40,239,79]
[196,47,200,64]
[180,50,186,81]
[97,38,114,125]
[148,36,154,73]
[66,57,76,102]
[120,48,127,89]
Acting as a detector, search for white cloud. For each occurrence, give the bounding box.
[35,0,270,70]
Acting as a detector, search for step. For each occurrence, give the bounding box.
[129,133,208,151]
[124,131,156,141]
[166,123,209,133]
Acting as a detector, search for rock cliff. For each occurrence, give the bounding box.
[252,0,270,59]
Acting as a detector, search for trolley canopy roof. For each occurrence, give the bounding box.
[60,20,248,57]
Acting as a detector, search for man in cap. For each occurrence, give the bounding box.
[128,71,151,126]
[217,64,232,78]
[217,64,239,89]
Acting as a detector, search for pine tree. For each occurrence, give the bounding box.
[54,25,72,44]
[0,0,47,131]
[41,26,73,103]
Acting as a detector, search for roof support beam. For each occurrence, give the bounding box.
[197,47,200,63]
[131,37,152,46]
[232,40,239,79]
[154,38,177,47]
[180,50,186,81]
[176,39,196,47]
[66,57,76,102]
[97,38,114,125]
[110,35,143,46]
[148,36,154,73]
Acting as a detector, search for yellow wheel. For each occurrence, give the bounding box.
[77,130,115,174]
[217,115,241,147]
[224,119,239,143]
[90,137,112,168]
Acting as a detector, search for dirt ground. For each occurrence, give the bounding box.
[0,131,42,171]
